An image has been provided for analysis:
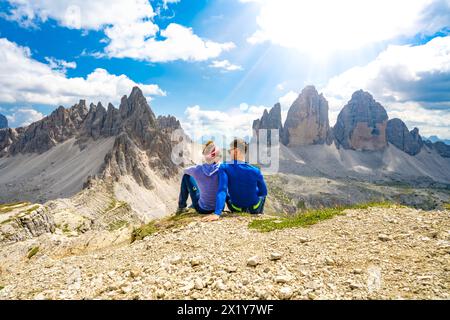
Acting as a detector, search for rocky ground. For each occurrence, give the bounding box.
[0,206,449,300]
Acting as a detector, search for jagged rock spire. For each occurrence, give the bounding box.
[282,85,331,147]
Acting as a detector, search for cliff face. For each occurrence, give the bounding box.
[334,90,388,151]
[386,118,423,156]
[0,87,182,188]
[282,86,331,147]
[253,103,283,144]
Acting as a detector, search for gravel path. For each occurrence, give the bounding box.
[0,207,449,300]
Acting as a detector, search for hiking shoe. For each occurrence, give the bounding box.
[176,207,188,215]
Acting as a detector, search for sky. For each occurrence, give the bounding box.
[0,0,449,140]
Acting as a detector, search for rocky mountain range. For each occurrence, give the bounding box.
[0,87,192,244]
[0,85,449,301]
[0,113,7,129]
[253,86,450,159]
[425,135,450,145]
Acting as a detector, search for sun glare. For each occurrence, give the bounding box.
[249,0,433,56]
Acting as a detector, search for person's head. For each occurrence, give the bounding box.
[202,140,221,164]
[228,138,248,161]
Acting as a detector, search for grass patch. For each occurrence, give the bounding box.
[0,285,4,291]
[62,223,70,233]
[249,202,398,232]
[0,202,31,214]
[0,218,14,225]
[131,222,158,242]
[21,205,40,216]
[108,220,129,231]
[27,246,39,259]
[444,204,450,210]
[131,210,207,243]
[104,198,131,214]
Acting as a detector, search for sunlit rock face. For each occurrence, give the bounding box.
[334,90,388,151]
[282,86,331,147]
[386,118,423,156]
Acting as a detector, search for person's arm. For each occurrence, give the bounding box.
[256,170,268,197]
[214,166,228,216]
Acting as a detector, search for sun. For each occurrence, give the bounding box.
[248,0,432,57]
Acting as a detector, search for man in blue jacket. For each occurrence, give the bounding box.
[203,138,268,222]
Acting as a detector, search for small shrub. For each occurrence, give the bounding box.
[27,246,39,259]
[131,222,158,242]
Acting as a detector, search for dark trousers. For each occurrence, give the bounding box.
[178,174,213,214]
[226,196,266,214]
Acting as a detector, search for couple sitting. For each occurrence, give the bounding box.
[177,138,267,222]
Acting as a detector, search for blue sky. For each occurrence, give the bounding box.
[0,0,449,139]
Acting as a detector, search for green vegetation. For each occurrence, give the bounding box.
[131,210,206,243]
[0,218,14,225]
[0,285,4,291]
[27,246,39,259]
[131,222,158,242]
[108,220,129,231]
[104,198,130,213]
[0,202,31,214]
[249,202,398,232]
[444,203,450,210]
[21,205,40,215]
[62,223,70,233]
[296,200,306,210]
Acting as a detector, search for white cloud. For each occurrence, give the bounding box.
[242,0,449,55]
[5,0,235,63]
[44,57,77,74]
[181,104,267,142]
[387,102,450,139]
[181,91,299,141]
[0,38,165,107]
[5,0,156,30]
[209,60,243,71]
[105,23,235,63]
[322,36,450,138]
[6,108,44,128]
[276,82,285,91]
[163,0,181,10]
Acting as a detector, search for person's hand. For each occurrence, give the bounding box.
[202,214,220,222]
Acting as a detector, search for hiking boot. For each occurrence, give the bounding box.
[176,207,188,215]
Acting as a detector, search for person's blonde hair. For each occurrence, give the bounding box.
[203,140,215,155]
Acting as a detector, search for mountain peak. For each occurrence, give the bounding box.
[301,85,319,96]
[130,86,145,100]
[334,90,388,151]
[386,118,423,155]
[351,89,374,102]
[283,85,330,146]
